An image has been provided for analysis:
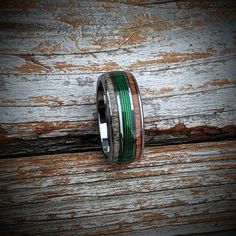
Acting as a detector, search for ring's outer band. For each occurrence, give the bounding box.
[96,71,144,163]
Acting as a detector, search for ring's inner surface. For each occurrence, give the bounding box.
[97,82,110,155]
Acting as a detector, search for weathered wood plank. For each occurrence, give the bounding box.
[0,0,235,55]
[1,46,235,75]
[1,84,235,124]
[0,0,236,156]
[1,56,236,107]
[0,57,236,157]
[0,140,236,235]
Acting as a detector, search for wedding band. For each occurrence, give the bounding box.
[96,71,144,163]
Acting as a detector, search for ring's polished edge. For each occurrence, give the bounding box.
[96,71,144,163]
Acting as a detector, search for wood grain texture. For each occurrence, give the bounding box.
[0,140,236,235]
[0,0,236,157]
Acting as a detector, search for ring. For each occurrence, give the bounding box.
[96,71,144,163]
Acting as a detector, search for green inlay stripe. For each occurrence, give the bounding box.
[119,74,133,162]
[119,75,132,161]
[110,72,135,162]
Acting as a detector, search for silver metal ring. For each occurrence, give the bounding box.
[96,71,144,163]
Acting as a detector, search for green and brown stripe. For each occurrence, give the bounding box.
[97,71,144,163]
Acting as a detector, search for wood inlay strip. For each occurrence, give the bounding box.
[126,72,143,160]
